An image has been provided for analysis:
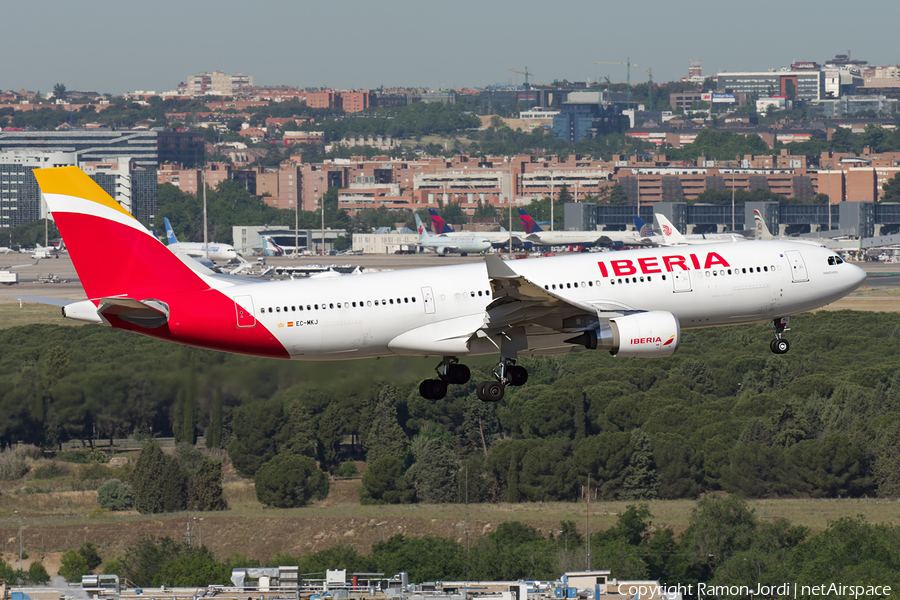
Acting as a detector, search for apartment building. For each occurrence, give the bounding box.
[187,71,253,97]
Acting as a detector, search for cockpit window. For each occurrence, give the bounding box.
[827,256,844,265]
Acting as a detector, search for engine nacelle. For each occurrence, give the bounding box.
[567,311,680,358]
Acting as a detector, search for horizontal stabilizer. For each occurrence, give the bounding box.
[97,297,170,329]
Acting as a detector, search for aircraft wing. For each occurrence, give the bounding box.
[482,255,606,334]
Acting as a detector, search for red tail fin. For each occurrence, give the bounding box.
[33,167,207,300]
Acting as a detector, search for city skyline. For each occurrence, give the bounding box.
[4,0,899,96]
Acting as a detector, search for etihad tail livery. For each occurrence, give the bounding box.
[35,167,865,402]
[163,216,240,262]
[414,214,491,256]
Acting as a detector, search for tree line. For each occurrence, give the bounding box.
[1,310,899,503]
[55,498,900,593]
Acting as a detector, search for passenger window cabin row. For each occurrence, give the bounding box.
[259,258,819,316]
[262,296,418,314]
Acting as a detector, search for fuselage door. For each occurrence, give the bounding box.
[785,250,809,282]
[672,270,692,292]
[421,286,436,314]
[234,295,256,328]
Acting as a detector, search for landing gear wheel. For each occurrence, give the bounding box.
[477,381,505,402]
[507,365,528,386]
[419,379,448,400]
[771,339,790,354]
[446,363,471,385]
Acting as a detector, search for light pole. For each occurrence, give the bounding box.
[14,510,22,571]
[731,166,736,232]
[745,558,761,576]
[376,522,386,542]
[193,517,202,547]
[558,530,568,552]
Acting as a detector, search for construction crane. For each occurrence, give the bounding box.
[507,67,533,89]
[644,68,653,110]
[594,58,637,108]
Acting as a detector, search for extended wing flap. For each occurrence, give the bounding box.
[483,255,595,331]
[98,297,170,329]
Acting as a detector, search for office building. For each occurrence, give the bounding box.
[0,130,205,169]
[717,70,825,101]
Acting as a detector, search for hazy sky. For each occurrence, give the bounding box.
[5,0,898,95]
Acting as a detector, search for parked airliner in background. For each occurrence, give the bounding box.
[646,214,748,246]
[33,167,866,402]
[163,217,240,262]
[427,208,529,248]
[415,214,491,256]
[32,242,62,259]
[519,207,652,248]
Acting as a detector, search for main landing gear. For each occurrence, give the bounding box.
[770,317,791,355]
[475,358,528,402]
[419,357,471,400]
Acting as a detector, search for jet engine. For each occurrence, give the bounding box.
[566,310,680,358]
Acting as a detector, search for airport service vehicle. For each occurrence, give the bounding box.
[34,167,866,402]
[414,214,491,256]
[0,271,17,285]
[163,217,239,263]
[519,207,652,248]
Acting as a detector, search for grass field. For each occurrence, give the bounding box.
[2,469,900,567]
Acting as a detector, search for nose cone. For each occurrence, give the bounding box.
[848,262,867,290]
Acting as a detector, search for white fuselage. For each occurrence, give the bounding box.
[418,233,492,254]
[528,229,650,247]
[438,230,529,247]
[168,242,238,262]
[228,240,864,360]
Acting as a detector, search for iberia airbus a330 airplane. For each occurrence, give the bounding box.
[34,167,866,402]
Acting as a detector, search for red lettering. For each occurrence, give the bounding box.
[690,254,701,269]
[611,259,636,276]
[638,257,662,274]
[663,255,688,272]
[597,261,608,277]
[704,252,730,268]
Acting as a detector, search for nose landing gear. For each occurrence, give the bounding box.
[770,317,791,354]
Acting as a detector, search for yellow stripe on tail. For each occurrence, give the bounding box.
[34,166,136,220]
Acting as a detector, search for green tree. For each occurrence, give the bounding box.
[52,83,67,100]
[205,389,223,449]
[682,495,758,571]
[882,173,900,202]
[26,561,50,584]
[132,441,169,514]
[59,550,90,582]
[254,454,329,508]
[188,457,228,511]
[97,478,135,510]
[359,456,415,504]
[361,386,407,464]
[620,429,660,500]
[406,435,458,503]
[160,454,188,512]
[227,397,285,478]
